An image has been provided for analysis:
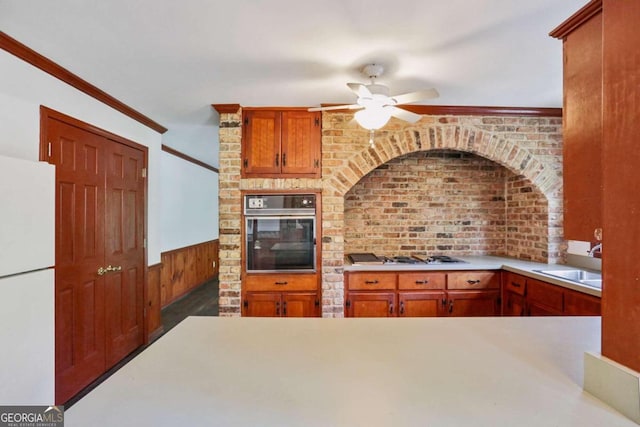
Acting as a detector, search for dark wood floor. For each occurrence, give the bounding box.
[65,278,219,409]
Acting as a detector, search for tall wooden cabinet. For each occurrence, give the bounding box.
[550,1,602,242]
[242,109,321,178]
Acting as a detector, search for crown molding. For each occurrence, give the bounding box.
[211,104,241,114]
[1,31,167,134]
[549,0,602,39]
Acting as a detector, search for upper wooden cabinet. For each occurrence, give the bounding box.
[242,109,321,178]
[551,2,603,242]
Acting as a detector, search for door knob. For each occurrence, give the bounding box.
[97,267,107,276]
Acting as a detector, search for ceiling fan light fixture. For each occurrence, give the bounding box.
[354,107,392,130]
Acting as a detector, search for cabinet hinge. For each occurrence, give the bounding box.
[497,297,502,306]
[244,117,249,126]
[243,159,248,169]
[243,300,248,308]
[314,159,319,168]
[346,300,351,308]
[141,168,147,178]
[315,299,320,307]
[314,117,320,127]
[47,141,52,158]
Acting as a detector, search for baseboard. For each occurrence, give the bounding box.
[148,326,165,343]
[584,351,640,424]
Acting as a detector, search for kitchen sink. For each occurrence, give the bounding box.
[533,269,602,289]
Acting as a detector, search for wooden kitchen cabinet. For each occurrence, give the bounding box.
[243,292,319,317]
[502,272,527,316]
[243,273,320,317]
[564,288,601,316]
[526,278,564,316]
[446,290,500,317]
[242,109,321,178]
[551,4,603,241]
[398,291,445,317]
[346,292,395,317]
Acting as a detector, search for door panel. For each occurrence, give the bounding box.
[347,292,395,317]
[399,292,445,317]
[447,291,499,317]
[49,119,106,404]
[281,111,320,175]
[283,292,318,317]
[244,293,281,317]
[243,110,281,175]
[105,142,145,368]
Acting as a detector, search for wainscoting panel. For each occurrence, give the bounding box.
[160,240,219,307]
[147,263,163,342]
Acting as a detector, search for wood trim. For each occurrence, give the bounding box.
[212,104,241,114]
[242,106,315,112]
[161,144,219,173]
[146,263,164,343]
[160,239,219,307]
[319,104,562,117]
[1,31,167,134]
[40,106,149,161]
[549,0,603,39]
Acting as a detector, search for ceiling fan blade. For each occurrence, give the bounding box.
[388,106,422,124]
[308,104,362,112]
[347,83,372,98]
[391,88,439,105]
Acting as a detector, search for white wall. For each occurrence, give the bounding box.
[0,49,163,404]
[160,151,219,251]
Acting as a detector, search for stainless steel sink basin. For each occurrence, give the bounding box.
[533,269,602,289]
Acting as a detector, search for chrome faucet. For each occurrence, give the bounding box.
[588,242,602,257]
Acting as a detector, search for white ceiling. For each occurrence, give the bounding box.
[1,0,585,129]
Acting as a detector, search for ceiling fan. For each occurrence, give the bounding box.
[309,64,439,134]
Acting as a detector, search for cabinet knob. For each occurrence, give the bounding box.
[400,301,405,315]
[467,279,481,285]
[275,153,279,166]
[282,152,287,167]
[364,280,379,285]
[415,280,429,284]
[274,281,288,285]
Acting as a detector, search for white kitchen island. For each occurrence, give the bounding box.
[65,317,636,426]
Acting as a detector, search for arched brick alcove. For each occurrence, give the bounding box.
[319,114,563,317]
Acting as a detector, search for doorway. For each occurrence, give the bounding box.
[40,107,147,404]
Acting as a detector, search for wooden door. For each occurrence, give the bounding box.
[446,291,500,317]
[243,110,281,175]
[43,108,147,404]
[282,292,318,317]
[104,142,145,368]
[50,118,107,404]
[398,292,444,317]
[281,111,321,176]
[346,292,395,317]
[244,292,281,317]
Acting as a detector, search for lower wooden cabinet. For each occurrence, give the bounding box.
[446,290,500,317]
[398,292,445,317]
[243,292,319,317]
[346,292,395,317]
[345,271,501,317]
[501,272,601,316]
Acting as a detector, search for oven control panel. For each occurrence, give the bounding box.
[244,194,316,215]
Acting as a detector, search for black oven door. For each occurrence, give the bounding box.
[245,216,316,273]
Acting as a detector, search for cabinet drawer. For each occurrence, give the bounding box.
[347,272,397,290]
[447,271,499,290]
[527,278,564,312]
[244,273,318,292]
[398,272,446,290]
[503,272,527,296]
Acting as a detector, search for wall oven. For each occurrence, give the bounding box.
[244,194,317,273]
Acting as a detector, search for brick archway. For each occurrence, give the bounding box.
[319,115,563,317]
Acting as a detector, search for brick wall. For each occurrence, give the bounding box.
[217,110,563,317]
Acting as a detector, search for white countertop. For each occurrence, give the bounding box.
[65,316,634,426]
[345,255,602,297]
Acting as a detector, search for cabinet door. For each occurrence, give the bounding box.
[503,291,526,316]
[346,292,395,317]
[446,291,500,317]
[281,111,321,176]
[562,11,603,240]
[564,289,601,316]
[283,292,319,317]
[398,292,445,317]
[243,292,282,317]
[243,110,281,175]
[526,278,564,315]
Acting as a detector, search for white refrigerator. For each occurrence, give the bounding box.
[0,154,55,404]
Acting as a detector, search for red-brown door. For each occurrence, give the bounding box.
[49,118,107,404]
[45,110,146,404]
[104,141,145,368]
